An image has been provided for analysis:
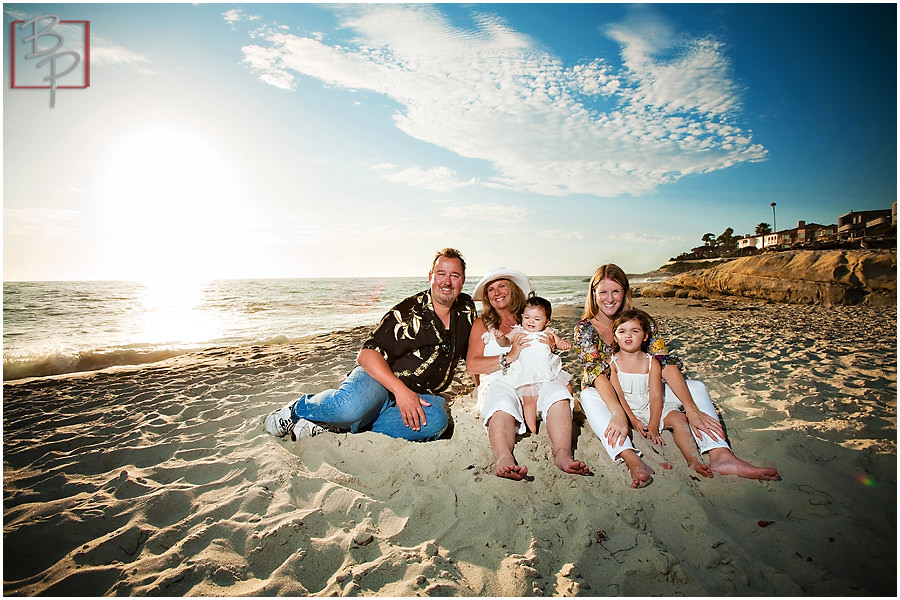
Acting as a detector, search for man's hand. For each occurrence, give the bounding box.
[357,348,430,431]
[394,386,429,431]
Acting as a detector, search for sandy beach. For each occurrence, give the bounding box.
[3,296,896,596]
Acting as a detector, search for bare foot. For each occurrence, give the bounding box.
[494,453,528,480]
[689,460,714,478]
[709,450,779,480]
[555,452,591,476]
[622,452,654,488]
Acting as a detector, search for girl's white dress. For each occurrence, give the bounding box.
[504,326,572,396]
[611,353,680,432]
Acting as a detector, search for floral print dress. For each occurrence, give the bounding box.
[573,318,683,390]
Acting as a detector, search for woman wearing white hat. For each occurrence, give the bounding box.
[466,267,591,480]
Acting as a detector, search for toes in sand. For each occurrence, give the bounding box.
[556,455,591,476]
[495,459,528,480]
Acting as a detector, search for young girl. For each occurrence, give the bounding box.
[496,296,573,433]
[610,309,712,478]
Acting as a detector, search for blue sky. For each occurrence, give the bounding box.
[4,3,896,282]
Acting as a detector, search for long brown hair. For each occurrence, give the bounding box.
[481,278,527,331]
[581,263,633,320]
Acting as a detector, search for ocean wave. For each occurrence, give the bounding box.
[2,332,315,381]
[3,347,191,381]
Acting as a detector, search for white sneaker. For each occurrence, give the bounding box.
[264,404,295,438]
[290,418,328,441]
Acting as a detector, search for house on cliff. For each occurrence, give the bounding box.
[838,204,896,240]
[737,220,838,251]
[684,202,896,261]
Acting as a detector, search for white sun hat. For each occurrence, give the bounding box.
[471,267,533,302]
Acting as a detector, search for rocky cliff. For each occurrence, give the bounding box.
[638,249,896,306]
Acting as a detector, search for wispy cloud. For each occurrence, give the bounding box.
[381,166,477,192]
[90,35,155,75]
[533,229,585,241]
[5,8,154,76]
[4,208,91,238]
[223,8,260,28]
[239,5,766,198]
[3,7,29,21]
[600,231,686,245]
[439,202,531,222]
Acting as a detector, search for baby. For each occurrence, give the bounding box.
[496,295,573,433]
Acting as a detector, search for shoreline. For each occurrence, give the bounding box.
[3,297,896,595]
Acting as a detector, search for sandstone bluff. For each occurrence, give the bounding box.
[639,249,896,306]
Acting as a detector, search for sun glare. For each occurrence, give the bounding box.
[96,121,245,284]
[137,277,223,346]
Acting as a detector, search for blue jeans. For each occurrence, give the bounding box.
[290,366,449,441]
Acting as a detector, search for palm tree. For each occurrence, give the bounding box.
[717,227,736,255]
[755,223,772,236]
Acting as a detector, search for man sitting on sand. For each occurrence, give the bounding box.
[264,248,476,442]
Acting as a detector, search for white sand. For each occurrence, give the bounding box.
[3,297,896,595]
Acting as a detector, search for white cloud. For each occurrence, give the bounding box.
[381,166,476,192]
[90,36,155,75]
[239,5,767,198]
[599,231,686,246]
[607,10,741,117]
[4,208,91,238]
[241,43,296,90]
[223,8,260,26]
[532,229,585,241]
[440,202,530,222]
[6,9,154,76]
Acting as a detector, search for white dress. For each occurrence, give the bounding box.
[504,326,571,396]
[612,353,684,433]
[475,328,572,434]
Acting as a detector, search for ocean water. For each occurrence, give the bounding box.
[3,275,600,381]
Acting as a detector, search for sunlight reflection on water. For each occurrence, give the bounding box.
[137,278,224,347]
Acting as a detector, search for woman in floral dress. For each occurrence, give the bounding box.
[575,264,780,487]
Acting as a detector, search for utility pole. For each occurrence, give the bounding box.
[771,202,777,246]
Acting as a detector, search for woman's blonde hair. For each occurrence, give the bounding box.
[481,278,527,330]
[581,263,633,320]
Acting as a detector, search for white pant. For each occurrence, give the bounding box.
[478,376,573,435]
[579,379,730,461]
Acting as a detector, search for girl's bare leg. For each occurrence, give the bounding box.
[665,413,712,478]
[523,395,538,433]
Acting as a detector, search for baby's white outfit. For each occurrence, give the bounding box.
[504,326,572,396]
[475,328,572,434]
[611,353,681,432]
